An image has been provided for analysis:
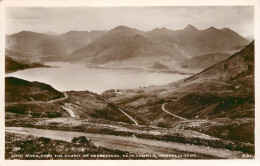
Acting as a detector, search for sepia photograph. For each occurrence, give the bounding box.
[3,4,256,161]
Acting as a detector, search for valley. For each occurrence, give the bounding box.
[5,25,254,160]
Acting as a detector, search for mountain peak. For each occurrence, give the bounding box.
[11,31,46,37]
[151,27,172,32]
[221,27,231,31]
[113,25,132,31]
[206,26,218,31]
[109,25,143,36]
[184,24,198,31]
[220,27,235,33]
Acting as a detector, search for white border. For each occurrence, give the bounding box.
[0,0,260,166]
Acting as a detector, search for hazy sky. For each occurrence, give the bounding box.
[6,6,254,37]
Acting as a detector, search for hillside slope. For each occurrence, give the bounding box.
[180,53,231,69]
[185,41,254,82]
[5,77,65,102]
[108,41,254,144]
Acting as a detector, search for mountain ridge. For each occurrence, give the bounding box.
[6,25,250,69]
[69,25,249,68]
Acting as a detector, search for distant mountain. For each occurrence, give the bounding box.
[5,77,65,102]
[59,30,106,52]
[5,49,30,62]
[70,25,249,68]
[5,49,49,73]
[5,56,47,73]
[6,25,249,68]
[6,30,106,61]
[180,53,231,69]
[148,25,249,57]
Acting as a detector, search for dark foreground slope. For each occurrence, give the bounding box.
[5,77,65,102]
[5,77,137,124]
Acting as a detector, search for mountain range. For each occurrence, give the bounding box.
[6,30,106,61]
[6,25,249,69]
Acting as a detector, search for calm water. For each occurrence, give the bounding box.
[6,62,189,94]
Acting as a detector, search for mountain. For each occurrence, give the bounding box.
[6,30,106,61]
[6,25,249,69]
[70,25,249,68]
[186,41,254,82]
[5,56,47,73]
[180,53,231,69]
[5,77,65,102]
[69,26,193,67]
[58,30,106,52]
[5,49,49,73]
[5,49,31,61]
[159,26,248,56]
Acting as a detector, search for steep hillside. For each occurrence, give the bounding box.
[185,41,254,82]
[107,41,254,145]
[180,53,231,69]
[5,77,65,102]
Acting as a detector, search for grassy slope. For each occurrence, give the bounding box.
[180,53,231,69]
[5,77,65,102]
[108,42,255,145]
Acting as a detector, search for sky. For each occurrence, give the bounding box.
[5,6,254,37]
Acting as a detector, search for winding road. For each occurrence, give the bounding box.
[47,92,68,103]
[102,98,139,125]
[161,103,187,120]
[6,92,68,105]
[156,93,178,101]
[156,93,187,121]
